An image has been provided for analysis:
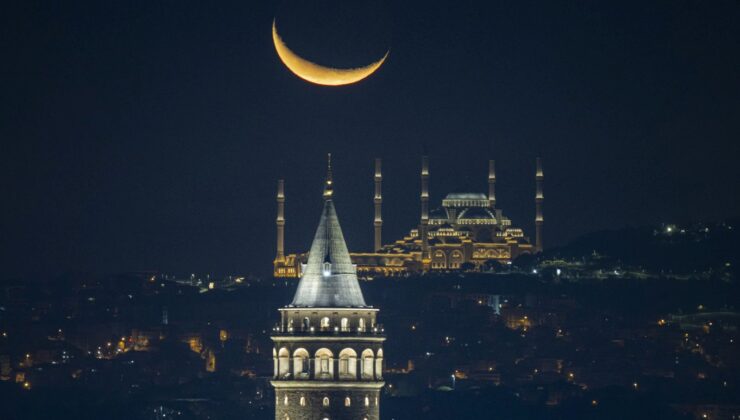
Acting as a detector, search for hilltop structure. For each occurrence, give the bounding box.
[271,155,386,420]
[274,156,544,278]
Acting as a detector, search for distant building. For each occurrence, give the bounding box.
[271,155,386,420]
[274,156,544,278]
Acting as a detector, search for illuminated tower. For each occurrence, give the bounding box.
[275,179,286,263]
[420,156,431,268]
[374,158,382,251]
[535,157,544,253]
[271,155,385,420]
[488,160,496,209]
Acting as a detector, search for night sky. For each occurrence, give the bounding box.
[2,1,739,278]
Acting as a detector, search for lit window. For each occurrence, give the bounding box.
[300,396,306,406]
[284,395,288,406]
[323,397,330,407]
[364,396,370,407]
[345,396,351,407]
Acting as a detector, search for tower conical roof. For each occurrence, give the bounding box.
[290,157,367,308]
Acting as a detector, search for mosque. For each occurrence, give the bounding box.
[273,155,544,278]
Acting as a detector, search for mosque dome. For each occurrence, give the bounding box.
[444,192,488,200]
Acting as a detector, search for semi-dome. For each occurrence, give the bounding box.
[458,207,496,220]
[429,207,449,220]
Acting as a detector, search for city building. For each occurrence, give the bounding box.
[271,155,386,420]
[274,156,544,278]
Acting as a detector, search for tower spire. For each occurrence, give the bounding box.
[535,157,544,253]
[374,158,383,251]
[291,158,367,308]
[323,153,333,200]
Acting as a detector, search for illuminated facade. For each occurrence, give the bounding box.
[274,156,544,278]
[271,156,385,420]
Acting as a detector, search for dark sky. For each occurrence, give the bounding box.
[2,1,739,279]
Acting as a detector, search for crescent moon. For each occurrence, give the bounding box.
[272,20,388,86]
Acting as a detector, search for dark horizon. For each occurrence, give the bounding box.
[2,1,739,279]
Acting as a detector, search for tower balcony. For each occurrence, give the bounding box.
[272,324,385,338]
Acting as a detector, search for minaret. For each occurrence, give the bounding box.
[420,156,431,268]
[374,158,383,251]
[276,179,286,262]
[488,160,496,209]
[271,155,385,420]
[535,157,544,253]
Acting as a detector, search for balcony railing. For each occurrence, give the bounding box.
[271,324,385,337]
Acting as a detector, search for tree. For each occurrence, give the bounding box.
[459,262,476,272]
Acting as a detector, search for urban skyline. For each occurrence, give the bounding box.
[1,1,739,419]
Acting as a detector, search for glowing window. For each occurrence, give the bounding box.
[364,396,370,407]
[345,396,351,407]
[323,397,330,407]
[300,396,306,407]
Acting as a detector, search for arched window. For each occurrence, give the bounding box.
[293,348,309,378]
[341,317,349,332]
[364,396,370,407]
[361,349,374,379]
[315,348,333,378]
[299,396,306,407]
[344,396,351,407]
[284,395,289,406]
[358,318,366,332]
[320,317,330,331]
[302,317,310,331]
[375,348,384,379]
[278,347,290,378]
[338,348,357,379]
[323,396,330,407]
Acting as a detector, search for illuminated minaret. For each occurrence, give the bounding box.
[275,179,285,262]
[420,156,431,267]
[535,157,544,253]
[374,158,383,251]
[488,160,496,209]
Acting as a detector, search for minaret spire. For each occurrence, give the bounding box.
[488,159,496,209]
[275,179,285,262]
[374,158,383,251]
[535,157,544,253]
[420,155,431,268]
[323,152,334,200]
